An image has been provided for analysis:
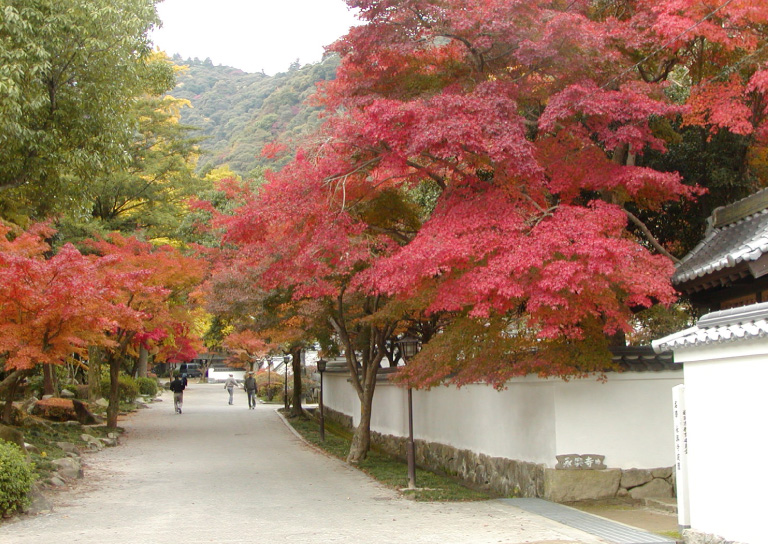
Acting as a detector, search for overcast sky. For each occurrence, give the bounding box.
[151,0,361,75]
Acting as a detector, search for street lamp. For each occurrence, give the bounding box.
[396,336,421,490]
[317,359,327,441]
[283,355,290,410]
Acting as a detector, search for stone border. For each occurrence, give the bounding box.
[324,406,676,502]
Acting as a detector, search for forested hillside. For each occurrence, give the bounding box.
[169,55,340,177]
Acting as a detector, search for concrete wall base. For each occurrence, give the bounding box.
[324,407,675,501]
[683,528,747,544]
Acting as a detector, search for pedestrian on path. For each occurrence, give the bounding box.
[244,372,258,409]
[169,372,185,414]
[224,374,240,405]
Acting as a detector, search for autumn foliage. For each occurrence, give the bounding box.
[206,0,768,386]
[0,223,142,371]
[0,224,205,383]
[189,0,768,461]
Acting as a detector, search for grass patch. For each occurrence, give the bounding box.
[287,415,490,502]
[22,420,119,480]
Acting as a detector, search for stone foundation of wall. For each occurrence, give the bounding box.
[683,529,747,544]
[322,407,675,501]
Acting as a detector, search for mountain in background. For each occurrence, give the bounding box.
[169,54,340,178]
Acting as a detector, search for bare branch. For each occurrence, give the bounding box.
[625,209,680,263]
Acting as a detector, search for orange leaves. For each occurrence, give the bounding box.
[0,225,207,370]
[222,330,269,358]
[685,75,757,136]
[85,233,207,363]
[0,236,127,370]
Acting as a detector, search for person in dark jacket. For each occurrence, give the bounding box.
[244,372,258,409]
[170,372,186,414]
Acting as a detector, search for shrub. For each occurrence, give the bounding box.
[0,439,35,516]
[74,384,90,399]
[31,398,76,421]
[100,374,139,403]
[136,377,158,397]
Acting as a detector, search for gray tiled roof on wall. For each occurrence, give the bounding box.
[673,189,768,287]
[653,301,768,352]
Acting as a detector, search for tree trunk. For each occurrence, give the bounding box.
[290,347,303,417]
[347,378,376,463]
[0,368,32,398]
[88,346,103,402]
[1,373,21,425]
[137,346,148,378]
[106,355,121,429]
[42,363,55,396]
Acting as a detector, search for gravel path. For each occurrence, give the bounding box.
[0,383,610,544]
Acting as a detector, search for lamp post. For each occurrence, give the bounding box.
[397,336,421,490]
[283,355,290,410]
[317,359,327,441]
[267,359,272,400]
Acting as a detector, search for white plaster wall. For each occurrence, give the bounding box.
[207,368,245,382]
[414,381,557,465]
[323,370,680,470]
[673,339,768,544]
[323,373,360,423]
[554,373,682,469]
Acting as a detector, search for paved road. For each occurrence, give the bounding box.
[0,383,610,544]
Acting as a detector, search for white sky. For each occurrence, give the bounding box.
[151,0,360,75]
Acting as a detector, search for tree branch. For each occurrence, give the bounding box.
[625,209,680,263]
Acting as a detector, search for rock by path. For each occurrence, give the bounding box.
[0,383,610,544]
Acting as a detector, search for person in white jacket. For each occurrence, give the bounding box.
[223,374,240,405]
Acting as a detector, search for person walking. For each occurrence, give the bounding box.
[244,372,258,409]
[169,372,186,414]
[224,374,240,405]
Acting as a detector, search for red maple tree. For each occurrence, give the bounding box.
[84,233,206,427]
[206,0,768,460]
[0,223,146,420]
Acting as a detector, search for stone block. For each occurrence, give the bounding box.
[628,477,674,499]
[52,457,83,479]
[56,441,79,455]
[651,467,673,480]
[100,436,118,447]
[25,485,53,515]
[544,468,621,502]
[48,476,66,487]
[72,399,99,425]
[621,468,653,489]
[80,433,104,450]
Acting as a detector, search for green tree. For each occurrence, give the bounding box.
[65,58,205,241]
[0,0,164,221]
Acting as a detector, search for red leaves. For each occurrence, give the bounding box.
[363,192,676,339]
[0,235,130,370]
[540,80,681,153]
[685,75,758,136]
[0,226,206,370]
[205,0,768,384]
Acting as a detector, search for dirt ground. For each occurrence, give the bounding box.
[1,383,619,544]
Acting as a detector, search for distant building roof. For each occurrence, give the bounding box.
[610,346,675,371]
[673,189,768,293]
[653,301,768,353]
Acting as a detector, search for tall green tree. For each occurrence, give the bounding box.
[0,0,164,221]
[71,57,204,241]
